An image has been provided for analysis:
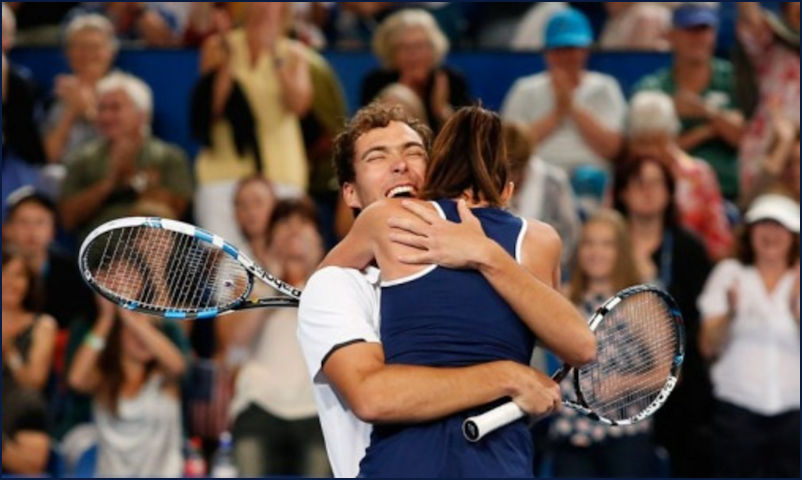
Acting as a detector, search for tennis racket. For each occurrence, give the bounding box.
[463,285,684,442]
[79,217,300,319]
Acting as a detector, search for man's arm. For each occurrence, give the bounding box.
[323,342,559,423]
[388,199,596,366]
[297,266,560,424]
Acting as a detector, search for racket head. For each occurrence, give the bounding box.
[572,285,684,425]
[79,217,254,319]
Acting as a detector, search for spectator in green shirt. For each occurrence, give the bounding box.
[633,3,745,200]
[59,72,194,243]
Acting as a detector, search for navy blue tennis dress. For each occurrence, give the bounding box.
[358,199,536,478]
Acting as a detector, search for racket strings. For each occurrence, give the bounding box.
[85,226,250,313]
[577,292,678,422]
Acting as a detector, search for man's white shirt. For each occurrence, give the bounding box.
[297,266,381,478]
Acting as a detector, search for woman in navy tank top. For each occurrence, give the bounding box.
[321,106,564,477]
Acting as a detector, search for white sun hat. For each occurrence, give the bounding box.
[744,193,800,233]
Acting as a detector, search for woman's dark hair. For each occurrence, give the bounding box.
[421,106,510,206]
[612,155,679,228]
[234,174,277,241]
[735,223,800,267]
[266,197,322,244]
[1,247,44,312]
[4,189,59,226]
[96,317,159,416]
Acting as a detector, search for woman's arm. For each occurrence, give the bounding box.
[318,201,383,271]
[276,43,312,115]
[119,310,186,379]
[1,431,50,475]
[43,108,78,163]
[68,303,115,394]
[4,316,56,391]
[387,199,595,366]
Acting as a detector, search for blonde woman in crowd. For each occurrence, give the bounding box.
[361,8,471,131]
[191,2,311,249]
[548,209,653,476]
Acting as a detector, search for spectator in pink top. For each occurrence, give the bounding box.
[736,2,800,198]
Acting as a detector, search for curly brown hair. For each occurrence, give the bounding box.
[332,102,432,188]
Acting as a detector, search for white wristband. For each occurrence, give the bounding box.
[84,332,106,352]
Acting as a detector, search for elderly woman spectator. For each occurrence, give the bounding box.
[59,72,193,243]
[627,90,734,261]
[43,14,117,164]
[360,8,471,132]
[502,8,626,186]
[613,155,713,476]
[190,2,311,249]
[64,2,182,48]
[736,2,800,198]
[698,193,800,477]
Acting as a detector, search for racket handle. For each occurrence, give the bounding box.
[462,401,525,442]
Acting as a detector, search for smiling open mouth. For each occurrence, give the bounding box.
[386,185,417,198]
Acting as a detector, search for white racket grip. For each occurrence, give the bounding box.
[462,401,525,442]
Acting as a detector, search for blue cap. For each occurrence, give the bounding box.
[544,8,593,49]
[673,3,719,29]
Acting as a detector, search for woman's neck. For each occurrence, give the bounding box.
[249,236,269,261]
[629,215,664,240]
[27,251,47,275]
[585,278,613,298]
[755,256,789,275]
[282,258,311,287]
[121,358,147,382]
[755,257,790,293]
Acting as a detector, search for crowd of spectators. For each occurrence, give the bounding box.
[1,2,799,478]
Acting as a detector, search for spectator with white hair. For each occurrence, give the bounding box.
[59,72,193,243]
[42,14,118,163]
[360,8,471,132]
[627,90,734,260]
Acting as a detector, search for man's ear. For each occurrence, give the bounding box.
[342,182,363,210]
